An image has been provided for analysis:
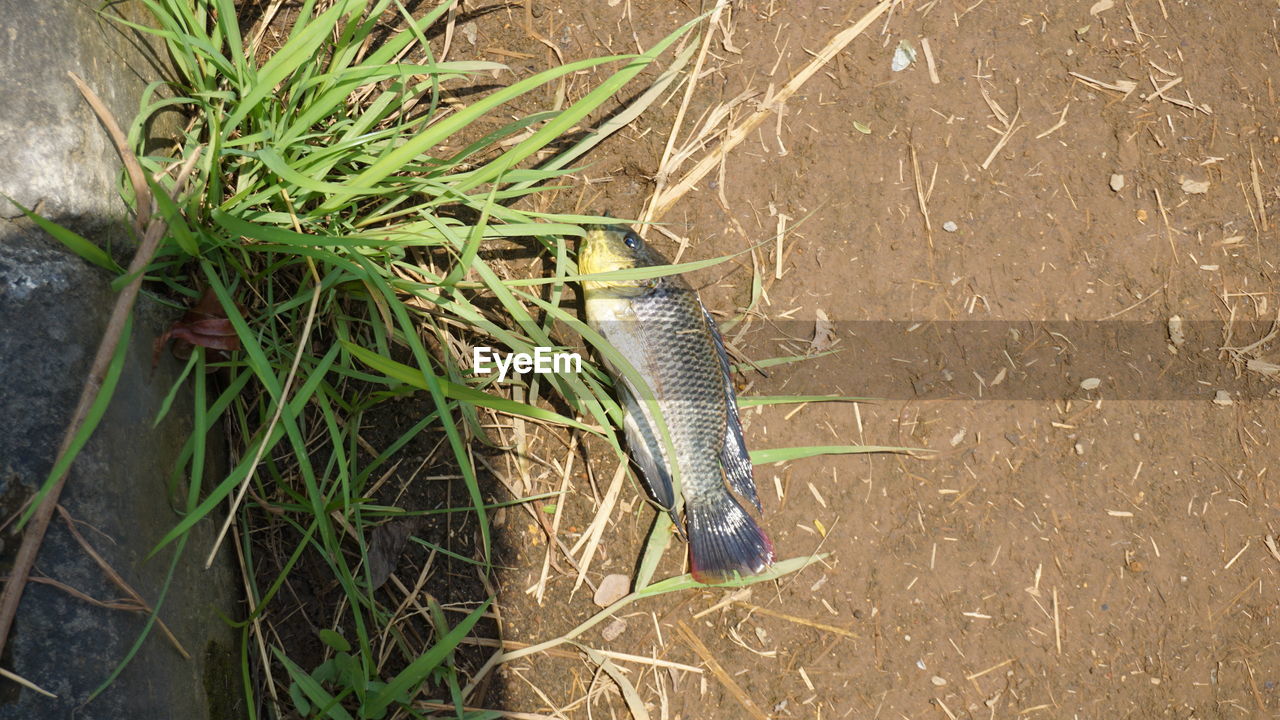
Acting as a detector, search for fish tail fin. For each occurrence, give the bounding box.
[686,495,774,584]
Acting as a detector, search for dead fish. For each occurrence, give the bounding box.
[579,224,773,582]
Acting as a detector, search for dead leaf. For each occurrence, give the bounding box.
[1089,0,1114,14]
[153,287,240,367]
[367,517,425,590]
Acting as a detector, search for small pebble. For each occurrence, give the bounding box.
[1074,442,1085,455]
[1167,315,1185,348]
[931,675,947,686]
[1109,173,1125,192]
[1080,377,1101,390]
[942,220,958,232]
[602,618,627,642]
[1212,390,1233,407]
[594,574,631,607]
[1180,177,1210,194]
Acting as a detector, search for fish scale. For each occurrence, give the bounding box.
[607,281,728,503]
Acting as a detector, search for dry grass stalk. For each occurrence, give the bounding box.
[910,140,932,235]
[1035,103,1070,139]
[1068,72,1137,96]
[650,0,899,219]
[981,106,1022,170]
[570,463,628,593]
[966,658,1014,681]
[1052,586,1061,654]
[640,0,732,229]
[417,701,562,719]
[1250,148,1268,231]
[774,209,791,279]
[0,667,56,699]
[66,72,153,234]
[733,601,858,640]
[1216,576,1259,618]
[675,621,770,720]
[1100,282,1167,320]
[534,443,577,604]
[921,37,940,84]
[57,506,190,658]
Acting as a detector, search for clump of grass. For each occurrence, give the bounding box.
[101,0,697,715]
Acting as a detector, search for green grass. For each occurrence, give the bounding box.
[29,1,910,716]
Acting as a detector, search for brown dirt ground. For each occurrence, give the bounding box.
[266,1,1280,718]
[445,1,1280,718]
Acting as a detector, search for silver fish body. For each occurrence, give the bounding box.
[581,225,773,582]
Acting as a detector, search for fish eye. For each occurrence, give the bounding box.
[623,233,640,249]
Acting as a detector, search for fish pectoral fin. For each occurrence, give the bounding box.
[619,384,683,533]
[702,303,763,513]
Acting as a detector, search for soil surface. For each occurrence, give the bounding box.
[280,1,1280,718]
[454,1,1280,718]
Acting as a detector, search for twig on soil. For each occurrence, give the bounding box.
[909,139,932,237]
[1224,540,1250,570]
[1052,586,1061,654]
[1068,72,1137,96]
[1216,576,1259,618]
[1264,535,1280,564]
[1100,281,1167,320]
[920,37,940,84]
[1143,74,1183,107]
[732,601,858,640]
[980,107,1022,170]
[533,443,576,604]
[649,0,899,219]
[0,73,202,664]
[966,658,1013,681]
[774,207,791,279]
[675,621,770,720]
[1153,186,1177,255]
[475,453,592,589]
[1035,103,1070,139]
[1250,147,1268,231]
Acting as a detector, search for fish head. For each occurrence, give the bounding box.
[579,224,669,296]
